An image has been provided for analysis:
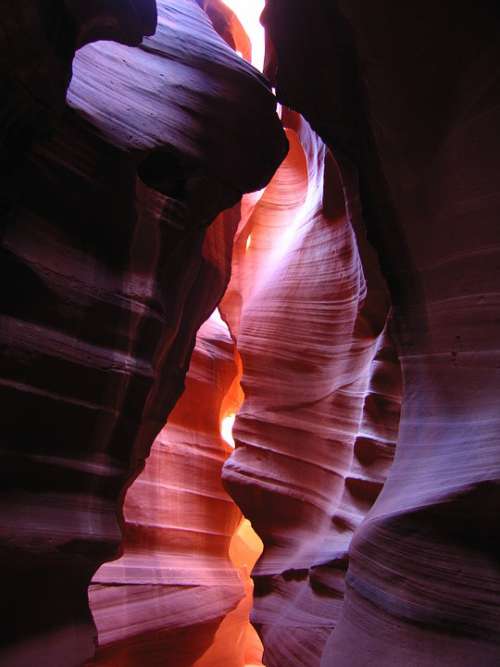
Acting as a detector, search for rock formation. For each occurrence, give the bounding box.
[0,1,285,664]
[2,0,500,665]
[220,110,401,666]
[88,309,258,666]
[261,1,500,665]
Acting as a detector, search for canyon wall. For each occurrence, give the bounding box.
[221,111,401,666]
[0,2,285,665]
[261,1,500,665]
[88,308,257,666]
[2,1,499,665]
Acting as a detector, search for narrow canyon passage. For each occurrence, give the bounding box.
[88,309,265,666]
[86,4,272,664]
[84,6,402,663]
[219,112,401,667]
[1,2,499,667]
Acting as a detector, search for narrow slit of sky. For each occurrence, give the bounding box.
[221,0,266,71]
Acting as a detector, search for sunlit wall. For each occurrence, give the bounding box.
[221,0,266,71]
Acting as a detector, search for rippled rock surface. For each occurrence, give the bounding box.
[262,1,500,665]
[88,310,255,666]
[0,1,285,664]
[4,1,499,665]
[221,111,401,666]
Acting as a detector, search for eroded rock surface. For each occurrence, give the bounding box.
[3,0,499,665]
[88,309,251,666]
[221,112,401,666]
[0,1,285,664]
[262,1,500,665]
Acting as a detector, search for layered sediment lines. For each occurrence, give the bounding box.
[262,1,500,665]
[89,312,255,666]
[3,1,497,665]
[221,112,401,666]
[0,1,285,664]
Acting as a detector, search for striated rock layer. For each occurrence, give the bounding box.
[262,1,500,665]
[0,1,286,664]
[4,0,497,665]
[221,111,402,666]
[88,310,255,666]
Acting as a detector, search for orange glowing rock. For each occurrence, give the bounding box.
[0,0,285,664]
[220,1,266,70]
[89,312,250,665]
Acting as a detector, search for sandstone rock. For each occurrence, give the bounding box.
[263,1,500,664]
[221,112,400,666]
[88,310,250,666]
[0,2,285,664]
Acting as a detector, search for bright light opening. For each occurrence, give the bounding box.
[246,234,253,252]
[221,0,266,71]
[221,412,236,448]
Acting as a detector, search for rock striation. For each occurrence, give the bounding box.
[221,111,401,666]
[3,0,499,665]
[0,1,285,664]
[262,1,500,665]
[88,309,255,666]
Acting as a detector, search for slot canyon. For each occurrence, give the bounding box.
[1,1,499,666]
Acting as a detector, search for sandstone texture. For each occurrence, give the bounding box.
[262,1,500,665]
[221,111,401,666]
[2,1,499,666]
[88,309,260,666]
[0,2,285,664]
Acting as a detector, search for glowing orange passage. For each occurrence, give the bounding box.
[195,342,264,667]
[221,0,266,71]
[219,349,265,666]
[217,3,267,664]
